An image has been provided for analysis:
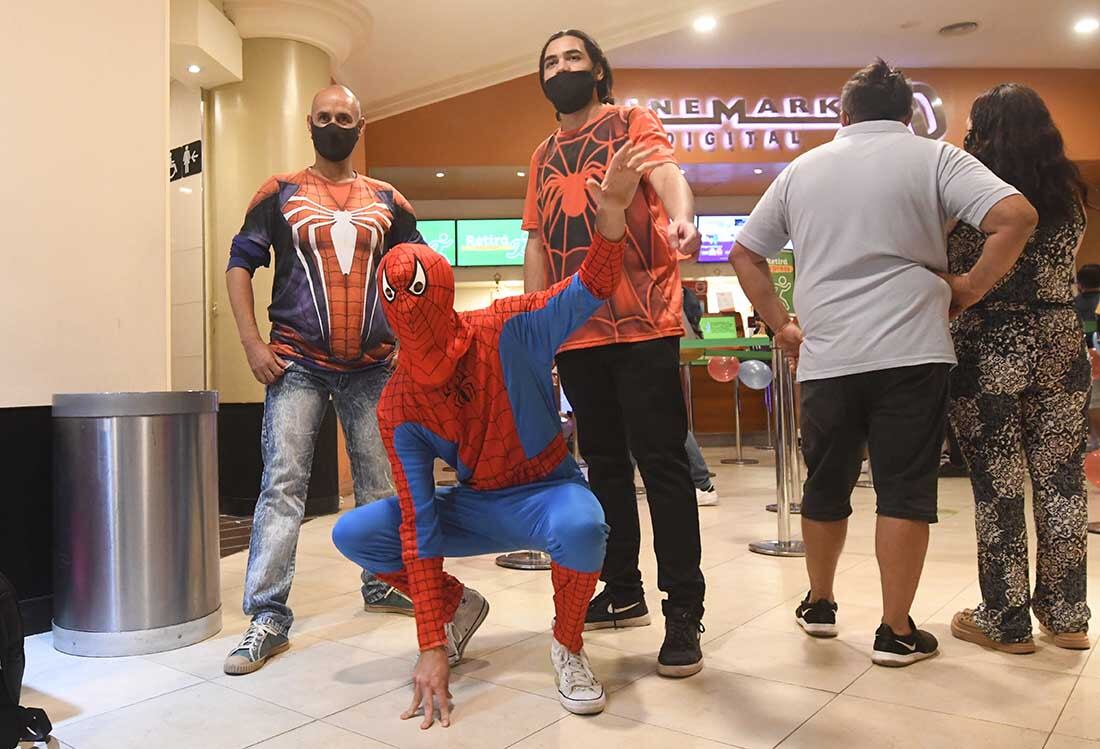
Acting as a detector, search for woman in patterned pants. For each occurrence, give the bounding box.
[948,84,1092,653]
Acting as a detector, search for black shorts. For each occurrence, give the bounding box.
[799,363,950,524]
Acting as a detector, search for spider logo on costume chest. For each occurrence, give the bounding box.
[443,372,477,408]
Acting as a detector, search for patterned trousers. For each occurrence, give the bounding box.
[950,305,1091,643]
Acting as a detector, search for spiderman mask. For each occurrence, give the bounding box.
[379,243,471,388]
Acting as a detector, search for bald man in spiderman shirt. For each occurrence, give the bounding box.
[332,143,658,726]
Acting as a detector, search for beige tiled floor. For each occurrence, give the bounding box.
[22,447,1100,749]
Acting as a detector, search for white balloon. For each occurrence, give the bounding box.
[738,359,774,390]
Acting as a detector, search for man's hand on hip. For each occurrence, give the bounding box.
[243,339,288,385]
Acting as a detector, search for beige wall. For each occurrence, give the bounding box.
[0,0,171,407]
[206,38,330,404]
[171,80,207,390]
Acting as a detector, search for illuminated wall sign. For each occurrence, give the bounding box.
[624,83,945,153]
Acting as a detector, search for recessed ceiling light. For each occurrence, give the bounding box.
[938,21,979,37]
[187,64,201,74]
[1075,17,1099,33]
[435,171,445,178]
[753,168,764,175]
[516,171,526,177]
[693,15,717,33]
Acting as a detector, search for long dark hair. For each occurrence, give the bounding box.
[964,83,1089,225]
[538,29,615,105]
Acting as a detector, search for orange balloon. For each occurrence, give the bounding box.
[707,356,740,383]
[1085,451,1100,488]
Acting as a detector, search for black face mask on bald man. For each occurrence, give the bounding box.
[310,122,360,162]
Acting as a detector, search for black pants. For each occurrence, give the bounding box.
[556,336,705,612]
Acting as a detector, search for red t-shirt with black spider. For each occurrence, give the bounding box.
[522,104,685,352]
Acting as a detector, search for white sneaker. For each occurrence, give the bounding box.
[696,486,719,506]
[550,638,606,715]
[444,587,489,666]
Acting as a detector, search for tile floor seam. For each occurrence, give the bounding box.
[314,677,417,723]
[831,691,1067,735]
[773,691,844,748]
[500,713,574,749]
[1046,672,1084,741]
[49,678,315,743]
[215,670,383,723]
[500,711,752,749]
[685,659,843,697]
[240,720,401,749]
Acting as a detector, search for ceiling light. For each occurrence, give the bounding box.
[753,168,763,175]
[693,15,717,33]
[1075,17,1099,33]
[516,171,526,177]
[187,64,201,74]
[435,171,445,178]
[938,21,979,36]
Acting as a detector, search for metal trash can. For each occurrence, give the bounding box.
[51,392,221,656]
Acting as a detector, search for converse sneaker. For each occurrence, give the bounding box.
[363,586,414,616]
[872,617,938,667]
[550,638,606,715]
[584,588,651,631]
[696,486,720,507]
[444,587,489,666]
[657,603,704,678]
[223,621,290,675]
[795,593,838,638]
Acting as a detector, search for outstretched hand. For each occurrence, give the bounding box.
[402,647,452,729]
[587,142,661,212]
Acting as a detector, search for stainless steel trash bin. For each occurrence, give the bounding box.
[51,392,221,656]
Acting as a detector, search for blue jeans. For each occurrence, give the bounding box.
[685,431,711,490]
[243,360,393,634]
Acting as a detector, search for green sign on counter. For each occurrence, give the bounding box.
[768,248,795,313]
[699,316,739,339]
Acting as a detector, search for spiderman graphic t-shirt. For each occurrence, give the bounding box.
[522,104,684,352]
[228,169,423,371]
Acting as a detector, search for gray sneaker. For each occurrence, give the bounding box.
[364,586,414,616]
[223,621,290,675]
[445,587,489,666]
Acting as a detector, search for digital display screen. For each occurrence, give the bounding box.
[455,219,526,266]
[697,215,749,263]
[417,220,457,265]
[699,316,739,339]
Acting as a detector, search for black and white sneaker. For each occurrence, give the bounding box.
[657,603,705,678]
[584,588,651,631]
[795,593,838,638]
[872,617,939,667]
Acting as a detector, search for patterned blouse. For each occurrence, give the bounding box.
[947,202,1086,307]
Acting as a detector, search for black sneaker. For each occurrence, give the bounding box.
[658,603,704,678]
[872,617,939,667]
[795,593,838,638]
[584,588,651,631]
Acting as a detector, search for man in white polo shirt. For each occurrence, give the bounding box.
[730,60,1037,667]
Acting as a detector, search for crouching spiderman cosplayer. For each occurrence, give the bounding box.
[332,143,659,726]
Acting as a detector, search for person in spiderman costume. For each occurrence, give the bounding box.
[332,142,658,726]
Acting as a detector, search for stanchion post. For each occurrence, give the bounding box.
[722,376,759,466]
[750,346,806,557]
